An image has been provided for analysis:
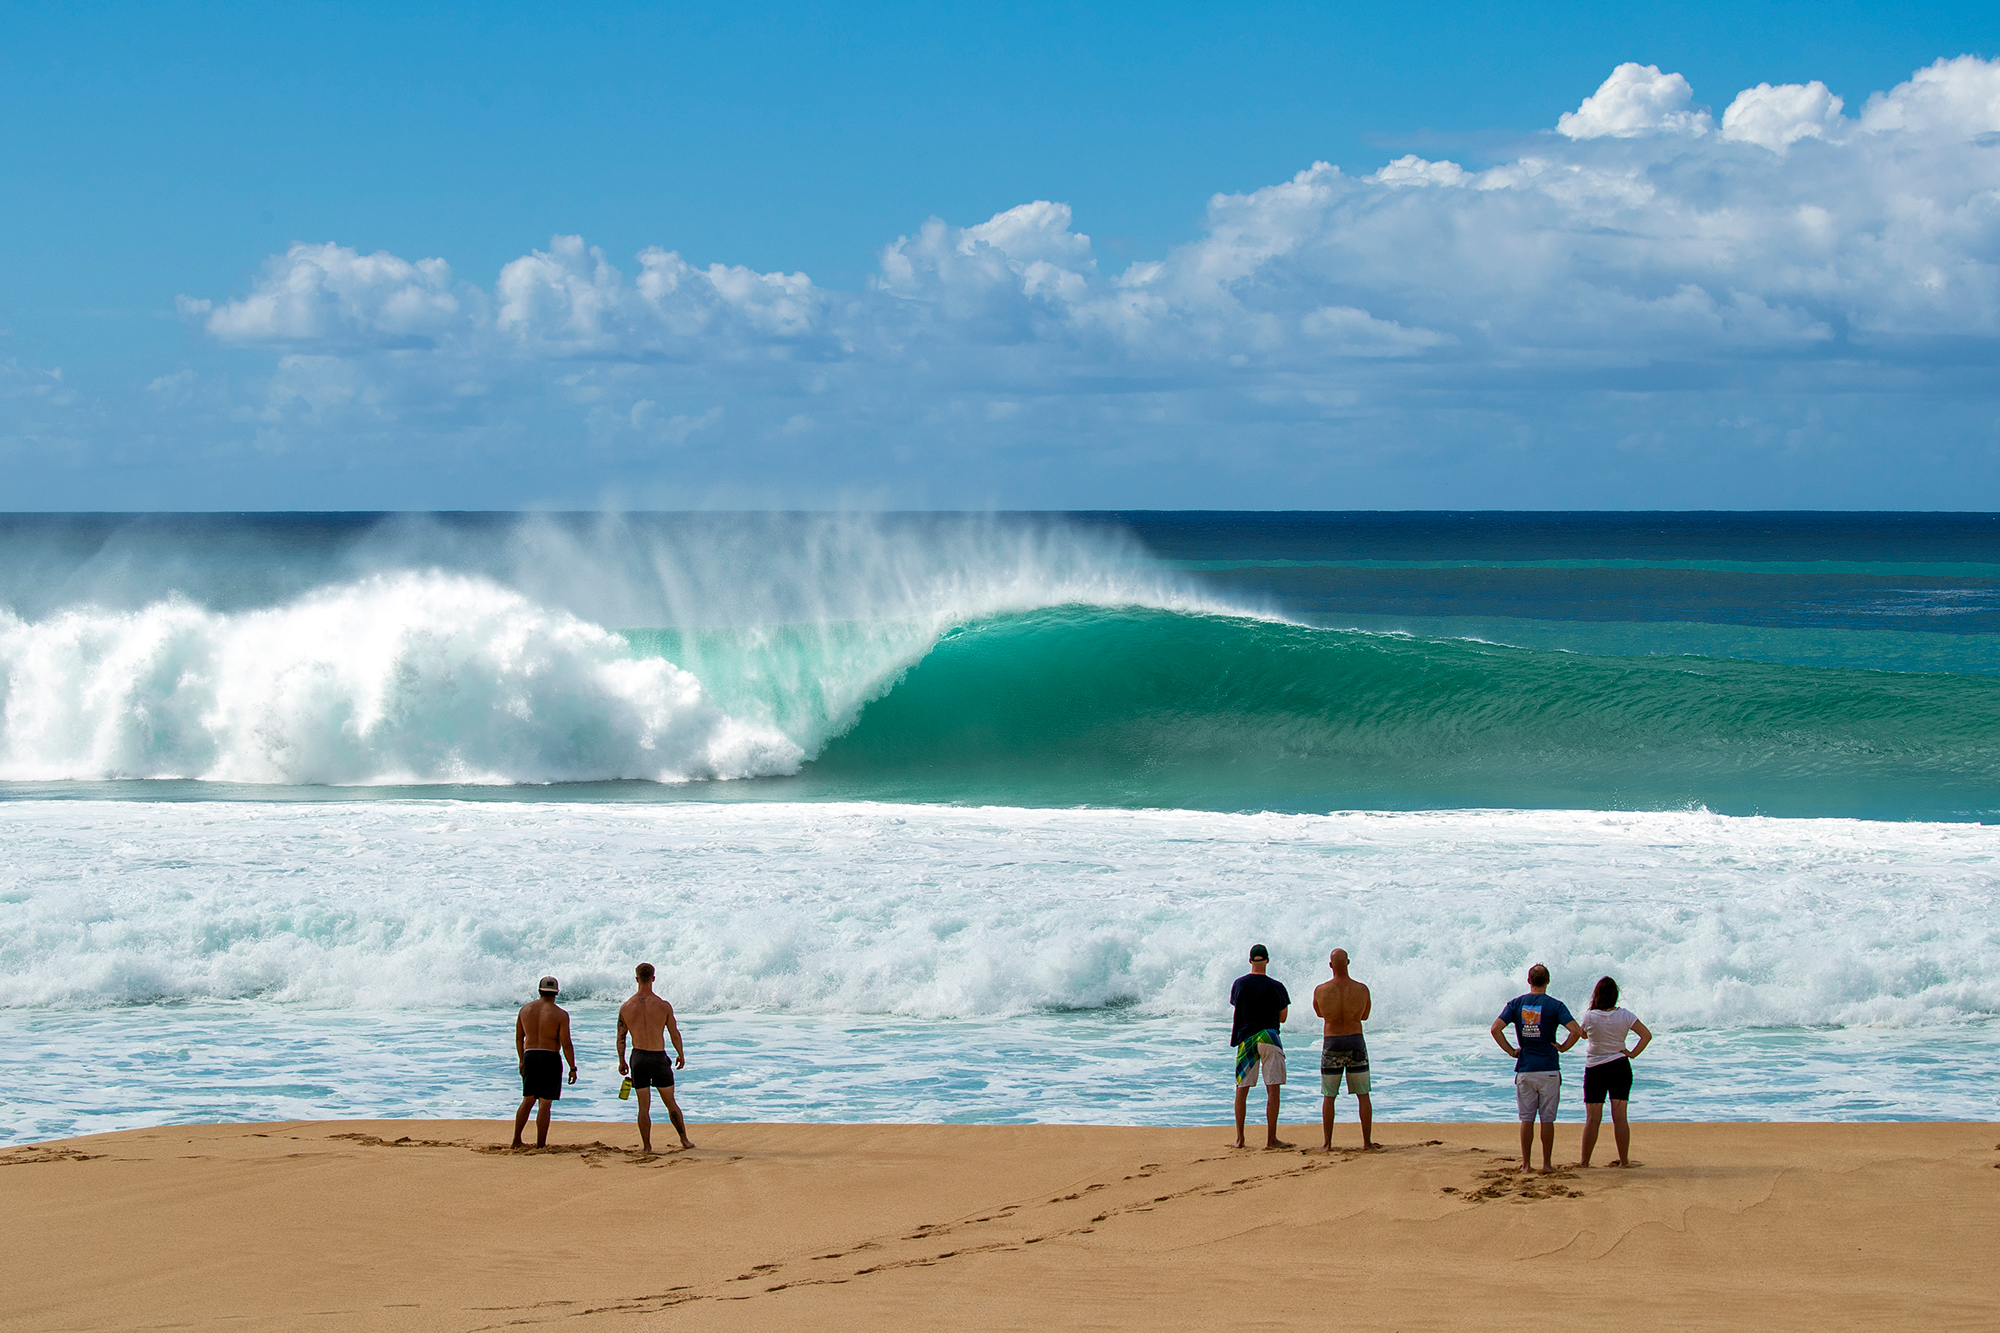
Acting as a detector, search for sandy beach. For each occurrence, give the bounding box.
[5,1119,1995,1331]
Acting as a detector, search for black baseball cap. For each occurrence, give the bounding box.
[1249,944,1269,960]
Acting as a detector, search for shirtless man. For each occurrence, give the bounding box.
[1312,948,1375,1150]
[513,976,578,1149]
[617,963,694,1154]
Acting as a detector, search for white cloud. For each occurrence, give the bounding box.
[1368,155,1474,187]
[1299,306,1454,356]
[201,243,462,347]
[120,55,2000,505]
[1859,55,2000,136]
[1721,81,1846,151]
[1557,63,1713,139]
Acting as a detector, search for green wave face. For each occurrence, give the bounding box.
[797,608,2000,817]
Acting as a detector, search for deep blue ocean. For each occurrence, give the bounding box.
[1,511,1994,1139]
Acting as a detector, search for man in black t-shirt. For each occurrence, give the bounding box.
[1228,944,1293,1149]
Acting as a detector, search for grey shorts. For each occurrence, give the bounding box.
[1321,1034,1371,1097]
[1515,1071,1562,1123]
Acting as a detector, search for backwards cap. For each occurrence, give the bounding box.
[538,976,559,995]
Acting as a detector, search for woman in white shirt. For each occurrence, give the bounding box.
[1579,976,1652,1167]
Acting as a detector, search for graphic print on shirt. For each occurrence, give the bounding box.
[1520,1003,1545,1039]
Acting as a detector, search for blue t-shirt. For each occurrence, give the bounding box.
[1229,973,1290,1046]
[1498,992,1575,1073]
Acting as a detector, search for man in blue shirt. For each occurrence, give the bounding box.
[1229,944,1293,1150]
[1489,963,1583,1173]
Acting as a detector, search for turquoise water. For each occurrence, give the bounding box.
[624,609,2000,817]
[7,1007,1993,1145]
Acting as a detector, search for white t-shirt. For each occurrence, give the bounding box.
[1580,1007,1639,1067]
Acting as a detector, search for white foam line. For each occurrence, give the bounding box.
[1,800,1994,1030]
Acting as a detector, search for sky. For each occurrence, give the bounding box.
[4,1,2000,510]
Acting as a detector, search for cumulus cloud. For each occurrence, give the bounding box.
[198,244,462,347]
[1858,54,2000,135]
[116,54,2000,504]
[1721,80,1845,150]
[1557,63,1713,139]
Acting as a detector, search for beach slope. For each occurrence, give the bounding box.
[5,1121,1994,1331]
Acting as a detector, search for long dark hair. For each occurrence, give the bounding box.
[1590,976,1620,1011]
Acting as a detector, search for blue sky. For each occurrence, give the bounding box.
[5,1,2000,509]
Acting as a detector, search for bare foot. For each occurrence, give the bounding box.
[1537,1165,1553,1175]
[1362,1142,1380,1151]
[1230,1139,1248,1149]
[1264,1139,1296,1150]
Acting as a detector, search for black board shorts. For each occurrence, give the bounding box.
[521,1049,563,1100]
[1583,1056,1633,1104]
[629,1048,674,1090]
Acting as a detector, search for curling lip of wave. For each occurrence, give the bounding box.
[799,605,2000,817]
[0,573,804,785]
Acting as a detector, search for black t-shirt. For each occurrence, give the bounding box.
[1229,972,1290,1045]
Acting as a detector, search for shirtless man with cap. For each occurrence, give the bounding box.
[617,963,694,1154]
[1312,948,1375,1150]
[512,976,578,1149]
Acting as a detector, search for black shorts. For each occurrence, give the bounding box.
[521,1049,563,1101]
[1583,1057,1633,1104]
[629,1048,674,1089]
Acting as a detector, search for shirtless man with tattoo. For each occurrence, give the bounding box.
[617,963,694,1154]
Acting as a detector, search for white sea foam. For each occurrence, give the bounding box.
[0,574,801,784]
[2,801,1993,1031]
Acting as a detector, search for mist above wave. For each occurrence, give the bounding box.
[0,511,1212,626]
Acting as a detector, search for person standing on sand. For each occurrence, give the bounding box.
[1312,948,1374,1151]
[617,963,695,1154]
[1578,975,1651,1168]
[513,976,578,1149]
[1229,944,1293,1150]
[1489,963,1582,1174]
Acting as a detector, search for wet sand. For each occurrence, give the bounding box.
[5,1120,1996,1331]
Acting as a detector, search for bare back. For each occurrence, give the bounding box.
[516,998,569,1051]
[618,991,675,1051]
[1313,975,1371,1036]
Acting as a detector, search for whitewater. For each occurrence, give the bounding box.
[1,511,1996,1139]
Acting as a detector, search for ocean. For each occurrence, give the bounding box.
[2,511,1996,1141]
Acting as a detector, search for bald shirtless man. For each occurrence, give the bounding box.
[513,976,578,1149]
[617,963,694,1154]
[1312,948,1375,1151]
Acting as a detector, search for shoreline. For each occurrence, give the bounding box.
[7,1119,1996,1331]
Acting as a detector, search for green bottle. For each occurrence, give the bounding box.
[619,1077,634,1101]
